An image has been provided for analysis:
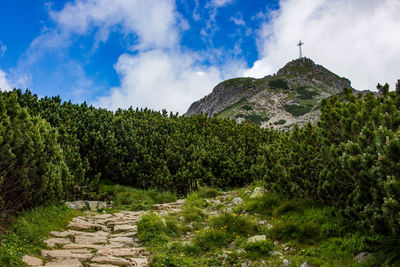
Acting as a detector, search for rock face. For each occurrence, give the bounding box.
[185,58,356,130]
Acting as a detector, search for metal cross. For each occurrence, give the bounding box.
[297,40,304,58]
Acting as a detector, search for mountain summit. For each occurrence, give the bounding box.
[185,58,353,129]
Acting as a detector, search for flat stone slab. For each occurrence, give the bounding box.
[41,249,92,260]
[22,255,43,266]
[113,224,136,232]
[45,238,72,248]
[45,259,83,267]
[89,264,119,267]
[92,214,113,219]
[109,236,134,244]
[50,231,73,238]
[110,232,137,237]
[63,243,124,250]
[75,235,108,245]
[130,257,148,266]
[91,256,131,266]
[97,248,145,257]
[68,222,108,232]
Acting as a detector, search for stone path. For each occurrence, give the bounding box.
[23,200,184,267]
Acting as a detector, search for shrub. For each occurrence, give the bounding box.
[137,213,169,245]
[274,119,286,125]
[269,220,320,244]
[269,79,289,90]
[242,105,253,111]
[209,213,258,240]
[0,92,72,216]
[284,104,312,116]
[243,240,274,259]
[194,228,230,251]
[296,86,319,100]
[241,193,282,216]
[196,187,221,198]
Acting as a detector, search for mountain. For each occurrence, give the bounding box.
[185,58,353,129]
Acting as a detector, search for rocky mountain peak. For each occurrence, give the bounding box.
[185,58,355,129]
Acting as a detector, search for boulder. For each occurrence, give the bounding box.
[65,201,86,210]
[355,252,370,263]
[247,235,266,243]
[250,187,265,198]
[300,261,310,267]
[231,197,244,205]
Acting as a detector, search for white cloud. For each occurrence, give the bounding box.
[209,0,235,8]
[49,0,180,51]
[95,49,241,114]
[244,0,400,91]
[0,69,12,91]
[230,15,245,26]
[0,41,6,57]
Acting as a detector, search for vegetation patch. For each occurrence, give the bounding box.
[0,205,81,266]
[296,86,320,100]
[92,184,177,211]
[284,104,313,116]
[216,99,245,118]
[269,78,289,90]
[241,104,253,111]
[274,119,286,125]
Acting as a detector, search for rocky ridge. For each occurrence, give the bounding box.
[185,58,353,129]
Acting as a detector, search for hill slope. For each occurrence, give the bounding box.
[185,58,352,129]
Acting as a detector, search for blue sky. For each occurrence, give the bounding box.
[0,0,399,113]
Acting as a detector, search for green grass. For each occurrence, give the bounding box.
[216,99,245,118]
[93,184,177,211]
[0,205,81,266]
[134,186,388,266]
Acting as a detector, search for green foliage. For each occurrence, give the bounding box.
[93,184,176,211]
[196,187,221,198]
[0,92,73,215]
[296,86,319,100]
[240,192,282,216]
[0,205,80,266]
[269,79,289,89]
[274,119,286,125]
[284,104,313,116]
[137,212,170,245]
[241,104,253,111]
[243,240,274,259]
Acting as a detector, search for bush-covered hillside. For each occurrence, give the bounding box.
[1,81,400,260]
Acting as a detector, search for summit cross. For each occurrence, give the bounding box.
[297,40,304,58]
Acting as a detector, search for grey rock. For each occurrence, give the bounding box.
[250,187,265,198]
[300,261,310,267]
[65,201,86,210]
[283,259,290,267]
[247,235,266,243]
[355,252,370,263]
[231,197,243,205]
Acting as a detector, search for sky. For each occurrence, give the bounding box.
[0,0,399,114]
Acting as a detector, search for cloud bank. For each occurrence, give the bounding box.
[245,0,400,91]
